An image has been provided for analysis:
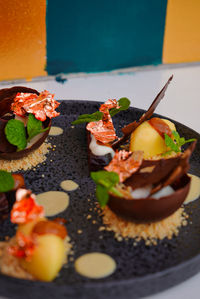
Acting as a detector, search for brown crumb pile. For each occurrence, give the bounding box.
[0,142,51,172]
[0,236,72,280]
[102,206,188,246]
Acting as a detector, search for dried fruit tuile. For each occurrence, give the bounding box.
[11,90,60,121]
[87,99,118,144]
[11,189,44,224]
[105,150,143,183]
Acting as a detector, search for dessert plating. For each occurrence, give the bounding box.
[0,188,70,281]
[0,86,59,160]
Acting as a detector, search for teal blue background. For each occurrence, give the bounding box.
[46,0,167,74]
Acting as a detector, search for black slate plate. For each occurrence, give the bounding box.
[0,100,199,299]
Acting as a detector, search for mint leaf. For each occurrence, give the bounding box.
[72,98,130,125]
[164,133,180,153]
[5,119,27,151]
[27,114,48,142]
[110,97,130,117]
[91,171,122,207]
[96,185,109,207]
[182,138,196,144]
[72,111,103,125]
[172,130,196,147]
[179,137,186,146]
[172,131,180,143]
[91,170,119,189]
[164,131,196,154]
[0,170,14,192]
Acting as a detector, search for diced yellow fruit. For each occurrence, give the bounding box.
[17,218,46,236]
[20,234,65,281]
[130,119,176,159]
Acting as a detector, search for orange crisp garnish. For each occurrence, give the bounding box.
[11,189,44,224]
[8,231,36,260]
[87,99,119,144]
[148,118,172,138]
[11,90,60,121]
[105,150,143,182]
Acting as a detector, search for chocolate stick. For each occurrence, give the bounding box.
[112,75,173,150]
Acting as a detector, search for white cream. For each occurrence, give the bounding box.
[26,132,46,148]
[131,185,174,199]
[131,185,152,199]
[89,134,115,157]
[152,185,174,199]
[15,115,28,126]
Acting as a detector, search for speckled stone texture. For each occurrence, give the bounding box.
[0,101,199,299]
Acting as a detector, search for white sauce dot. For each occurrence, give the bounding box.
[49,126,63,136]
[36,191,69,216]
[184,174,200,205]
[60,180,79,191]
[75,252,116,279]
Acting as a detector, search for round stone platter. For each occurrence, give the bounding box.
[0,100,199,299]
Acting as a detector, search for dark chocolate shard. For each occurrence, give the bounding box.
[124,141,196,192]
[150,141,196,194]
[124,155,181,190]
[112,75,173,150]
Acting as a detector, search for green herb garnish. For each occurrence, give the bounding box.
[110,97,130,117]
[72,97,130,125]
[91,170,123,207]
[72,111,103,125]
[5,119,27,151]
[164,130,196,155]
[5,114,49,151]
[0,170,14,192]
[27,114,49,143]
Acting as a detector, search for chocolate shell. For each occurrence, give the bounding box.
[0,86,51,160]
[0,174,25,222]
[86,76,173,170]
[108,174,190,223]
[107,142,196,223]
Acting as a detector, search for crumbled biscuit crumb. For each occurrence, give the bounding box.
[0,142,51,172]
[102,206,188,246]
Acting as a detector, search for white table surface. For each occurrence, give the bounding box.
[0,64,199,298]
